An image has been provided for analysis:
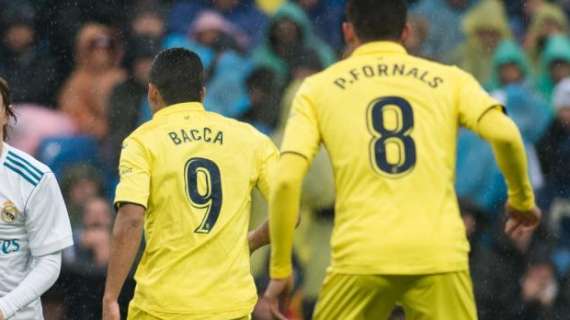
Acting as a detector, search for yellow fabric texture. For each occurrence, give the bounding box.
[115,102,278,319]
[312,271,477,320]
[270,41,536,278]
[477,108,535,210]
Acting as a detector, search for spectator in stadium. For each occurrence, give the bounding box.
[536,35,570,102]
[448,0,512,83]
[0,1,59,107]
[168,0,267,49]
[105,37,160,171]
[62,197,113,320]
[123,2,166,68]
[487,40,552,144]
[238,67,280,134]
[58,23,125,139]
[65,197,112,273]
[524,2,569,72]
[476,223,554,320]
[164,10,252,117]
[292,0,346,51]
[278,50,323,129]
[412,0,472,61]
[60,164,105,228]
[251,2,336,89]
[128,2,167,41]
[537,78,570,200]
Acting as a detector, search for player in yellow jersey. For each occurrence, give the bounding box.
[261,0,542,319]
[102,48,278,320]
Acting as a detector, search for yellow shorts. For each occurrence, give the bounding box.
[313,270,477,320]
[127,304,251,320]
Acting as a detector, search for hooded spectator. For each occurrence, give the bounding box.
[525,2,569,71]
[164,11,252,117]
[168,0,268,49]
[58,23,126,139]
[412,0,472,61]
[536,35,570,102]
[252,2,336,89]
[0,1,59,106]
[448,0,511,83]
[487,40,552,142]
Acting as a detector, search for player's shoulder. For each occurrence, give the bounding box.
[127,120,157,140]
[3,144,52,187]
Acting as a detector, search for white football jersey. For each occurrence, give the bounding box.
[0,143,73,320]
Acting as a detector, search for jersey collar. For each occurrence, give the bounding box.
[351,41,408,57]
[153,102,206,119]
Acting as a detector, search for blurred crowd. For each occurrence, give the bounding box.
[2,0,570,319]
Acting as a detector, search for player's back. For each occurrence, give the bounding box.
[116,102,277,318]
[284,42,500,275]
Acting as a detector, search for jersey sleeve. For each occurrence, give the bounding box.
[456,68,503,132]
[280,80,321,162]
[25,173,73,257]
[114,136,151,209]
[256,135,279,200]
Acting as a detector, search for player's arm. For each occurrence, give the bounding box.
[102,203,144,311]
[477,108,541,233]
[0,173,73,319]
[457,69,540,234]
[0,252,62,319]
[103,137,150,320]
[269,153,310,277]
[262,80,320,318]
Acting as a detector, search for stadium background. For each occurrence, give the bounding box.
[1,0,570,319]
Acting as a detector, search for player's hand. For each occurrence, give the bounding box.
[102,298,121,320]
[260,277,293,320]
[0,310,5,320]
[504,204,542,237]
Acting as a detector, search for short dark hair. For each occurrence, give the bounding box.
[149,48,204,105]
[0,77,15,141]
[346,0,408,42]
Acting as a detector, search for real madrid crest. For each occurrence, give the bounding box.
[1,200,19,223]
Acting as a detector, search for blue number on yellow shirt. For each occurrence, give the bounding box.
[368,96,416,177]
[185,158,223,233]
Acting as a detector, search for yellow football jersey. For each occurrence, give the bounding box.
[114,102,278,319]
[281,42,501,275]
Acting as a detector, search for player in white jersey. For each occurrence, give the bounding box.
[0,78,73,320]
